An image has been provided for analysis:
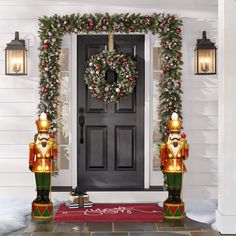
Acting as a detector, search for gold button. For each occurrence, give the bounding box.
[37,154,41,157]
[169,154,172,157]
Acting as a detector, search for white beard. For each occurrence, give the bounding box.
[169,142,180,157]
[36,141,48,157]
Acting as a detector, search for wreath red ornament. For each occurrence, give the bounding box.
[84,50,138,102]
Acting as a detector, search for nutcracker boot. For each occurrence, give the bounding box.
[174,188,182,203]
[33,189,42,203]
[43,189,50,203]
[165,189,175,203]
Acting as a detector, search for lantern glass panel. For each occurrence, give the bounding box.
[195,49,216,74]
[6,49,27,75]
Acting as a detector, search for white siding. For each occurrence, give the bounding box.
[0,5,217,200]
[182,18,218,199]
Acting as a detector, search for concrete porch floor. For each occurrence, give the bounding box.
[5,214,231,236]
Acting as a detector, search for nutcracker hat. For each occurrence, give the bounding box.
[167,112,182,132]
[36,112,51,132]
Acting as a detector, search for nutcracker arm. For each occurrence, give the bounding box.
[29,143,35,166]
[184,143,189,159]
[52,143,58,159]
[181,142,189,160]
[160,143,166,166]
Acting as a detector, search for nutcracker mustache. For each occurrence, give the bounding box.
[38,138,48,141]
[170,138,180,142]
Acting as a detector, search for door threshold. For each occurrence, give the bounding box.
[52,186,164,192]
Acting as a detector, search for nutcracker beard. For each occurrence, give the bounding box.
[37,133,49,147]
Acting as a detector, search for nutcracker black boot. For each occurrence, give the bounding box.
[43,189,50,203]
[33,189,42,203]
[174,189,182,203]
[39,189,44,203]
[165,189,174,203]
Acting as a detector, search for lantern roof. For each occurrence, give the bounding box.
[195,31,217,50]
[5,32,27,51]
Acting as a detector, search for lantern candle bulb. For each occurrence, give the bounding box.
[12,58,22,73]
[200,58,210,73]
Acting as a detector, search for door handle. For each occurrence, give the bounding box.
[79,107,85,144]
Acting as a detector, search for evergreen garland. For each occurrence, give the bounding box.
[38,13,183,141]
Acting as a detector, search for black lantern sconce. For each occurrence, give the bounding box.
[5,32,27,75]
[194,31,217,75]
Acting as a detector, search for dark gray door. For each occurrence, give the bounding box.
[77,35,144,191]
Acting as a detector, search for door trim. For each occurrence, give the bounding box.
[71,33,152,189]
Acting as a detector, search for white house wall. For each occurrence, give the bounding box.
[0,5,217,200]
[182,18,218,199]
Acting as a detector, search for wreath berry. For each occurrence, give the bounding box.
[84,50,138,102]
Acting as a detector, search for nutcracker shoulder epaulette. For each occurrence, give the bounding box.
[53,142,58,149]
[184,143,189,149]
[160,143,166,149]
[29,143,35,148]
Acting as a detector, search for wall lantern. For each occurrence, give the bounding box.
[5,32,27,75]
[194,31,216,75]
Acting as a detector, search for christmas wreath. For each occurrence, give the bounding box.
[84,50,138,102]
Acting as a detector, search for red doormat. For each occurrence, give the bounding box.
[54,203,163,222]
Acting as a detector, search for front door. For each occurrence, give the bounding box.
[77,35,144,191]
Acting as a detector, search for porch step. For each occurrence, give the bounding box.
[52,190,168,203]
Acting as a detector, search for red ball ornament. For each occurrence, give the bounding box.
[90,22,94,27]
[97,96,102,100]
[95,66,101,71]
[129,76,135,81]
[49,133,55,139]
[119,92,125,97]
[43,88,48,93]
[116,60,121,65]
[181,133,186,139]
[123,58,128,62]
[43,43,49,49]
[166,67,171,72]
[176,28,181,34]
[102,25,107,30]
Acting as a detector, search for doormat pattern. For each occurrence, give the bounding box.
[54,203,163,222]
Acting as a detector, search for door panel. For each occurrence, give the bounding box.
[77,35,144,191]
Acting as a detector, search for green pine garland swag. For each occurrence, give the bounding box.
[38,13,183,141]
[84,50,138,102]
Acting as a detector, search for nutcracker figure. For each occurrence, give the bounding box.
[29,113,58,219]
[160,112,189,219]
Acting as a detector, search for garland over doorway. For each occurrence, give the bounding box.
[38,13,183,141]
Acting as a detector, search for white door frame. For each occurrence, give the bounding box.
[70,33,153,189]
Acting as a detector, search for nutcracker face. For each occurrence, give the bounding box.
[168,131,181,147]
[37,132,49,147]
